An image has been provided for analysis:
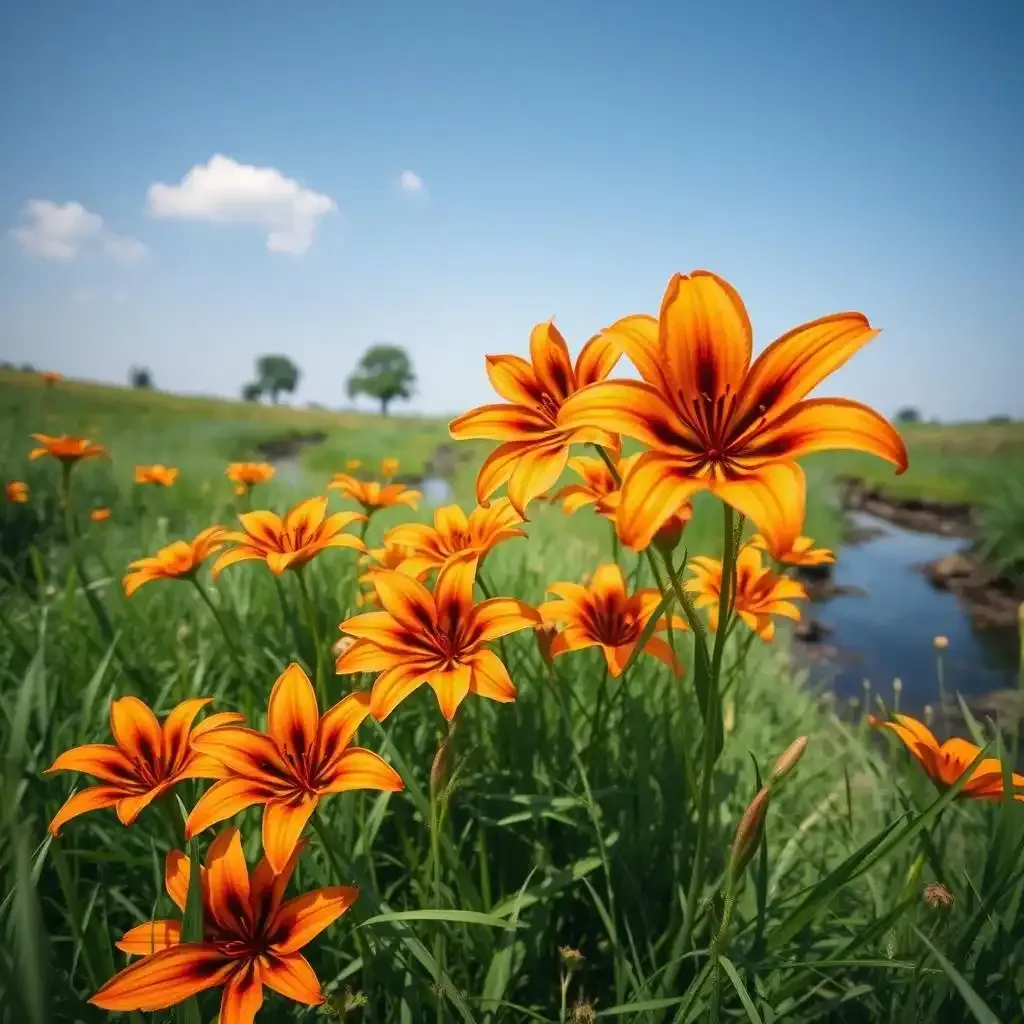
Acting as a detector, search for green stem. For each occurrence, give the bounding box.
[296,569,326,707]
[190,577,248,712]
[678,504,736,955]
[707,893,736,1024]
[431,722,451,1024]
[610,520,620,565]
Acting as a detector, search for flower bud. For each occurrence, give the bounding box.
[571,1003,596,1024]
[535,622,558,666]
[728,786,770,885]
[430,727,455,798]
[652,503,693,556]
[933,635,949,650]
[558,946,584,972]
[770,736,808,783]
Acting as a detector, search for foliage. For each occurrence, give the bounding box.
[1,374,1023,1023]
[256,354,300,404]
[241,380,263,403]
[975,477,1024,587]
[128,365,154,389]
[346,343,416,416]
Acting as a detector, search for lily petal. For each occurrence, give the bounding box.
[49,784,125,836]
[260,952,324,1005]
[615,452,705,551]
[117,919,183,955]
[185,777,278,839]
[529,321,576,402]
[319,748,404,794]
[267,664,319,770]
[711,462,808,558]
[270,887,359,955]
[262,794,319,875]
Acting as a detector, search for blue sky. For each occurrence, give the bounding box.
[1,0,1021,420]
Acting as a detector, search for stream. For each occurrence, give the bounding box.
[805,512,1019,712]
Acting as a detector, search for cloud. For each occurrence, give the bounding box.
[104,234,147,264]
[11,199,146,263]
[398,170,425,195]
[147,155,336,255]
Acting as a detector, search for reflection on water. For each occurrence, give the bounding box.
[811,513,1018,709]
[421,476,455,506]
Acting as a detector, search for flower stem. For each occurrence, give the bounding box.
[430,722,452,1024]
[189,576,247,700]
[680,503,737,953]
[296,568,326,707]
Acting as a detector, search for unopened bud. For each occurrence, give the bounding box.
[333,635,355,659]
[923,703,934,725]
[652,503,693,556]
[729,787,771,885]
[430,728,455,798]
[933,635,949,650]
[771,736,808,783]
[893,678,903,695]
[536,623,558,666]
[558,946,584,971]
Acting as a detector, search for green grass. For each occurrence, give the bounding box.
[2,373,1024,1023]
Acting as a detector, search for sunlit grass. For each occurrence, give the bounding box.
[2,373,1023,1022]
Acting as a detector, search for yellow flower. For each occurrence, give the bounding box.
[134,465,179,488]
[29,433,108,465]
[328,473,421,515]
[4,481,29,504]
[380,457,399,478]
[213,496,365,577]
[123,527,227,595]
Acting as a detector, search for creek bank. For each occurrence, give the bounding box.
[836,474,1021,633]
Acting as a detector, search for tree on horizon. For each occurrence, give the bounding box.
[256,354,300,404]
[346,343,416,416]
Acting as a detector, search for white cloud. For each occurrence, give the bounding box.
[398,170,425,195]
[104,234,147,264]
[11,199,146,264]
[147,155,336,255]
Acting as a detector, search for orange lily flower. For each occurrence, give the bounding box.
[538,563,686,676]
[448,322,622,517]
[40,370,62,386]
[380,457,399,478]
[328,473,421,514]
[354,542,427,607]
[336,553,540,721]
[749,532,835,567]
[4,481,29,503]
[123,526,228,596]
[45,697,242,835]
[551,453,640,519]
[686,545,806,641]
[186,663,401,870]
[871,714,1024,802]
[90,507,112,521]
[226,461,275,496]
[135,464,180,487]
[29,433,108,465]
[212,496,365,578]
[383,498,526,576]
[91,827,357,1022]
[559,271,908,551]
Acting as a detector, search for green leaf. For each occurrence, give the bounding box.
[620,585,676,676]
[913,926,1002,1024]
[361,909,519,930]
[720,956,763,1024]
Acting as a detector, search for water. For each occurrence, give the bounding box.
[421,475,455,506]
[809,512,1018,709]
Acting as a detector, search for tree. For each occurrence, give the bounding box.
[895,406,921,424]
[130,366,154,389]
[241,381,263,403]
[346,344,416,416]
[256,355,300,404]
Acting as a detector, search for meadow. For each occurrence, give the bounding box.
[1,362,1023,1024]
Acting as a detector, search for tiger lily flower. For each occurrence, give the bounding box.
[749,532,835,567]
[871,714,1024,802]
[328,473,421,515]
[123,526,227,596]
[135,464,180,487]
[380,457,399,478]
[337,552,540,721]
[186,663,402,872]
[212,496,365,578]
[29,433,108,465]
[448,322,622,517]
[226,461,275,496]
[91,828,357,1022]
[383,498,526,576]
[539,563,686,676]
[559,271,908,551]
[45,697,242,835]
[685,544,806,641]
[4,481,29,504]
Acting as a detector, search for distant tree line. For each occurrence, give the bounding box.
[239,344,417,416]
